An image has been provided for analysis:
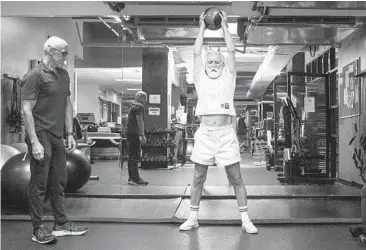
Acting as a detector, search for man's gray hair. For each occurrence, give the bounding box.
[206,50,225,64]
[43,36,68,54]
[135,91,147,100]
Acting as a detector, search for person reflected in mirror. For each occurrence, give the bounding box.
[126,91,149,185]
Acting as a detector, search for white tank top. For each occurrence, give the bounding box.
[194,66,236,116]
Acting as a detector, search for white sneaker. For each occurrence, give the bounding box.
[179,218,199,231]
[242,220,258,234]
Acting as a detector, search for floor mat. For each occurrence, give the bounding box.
[68,184,188,198]
[2,197,182,223]
[174,198,361,224]
[184,184,361,198]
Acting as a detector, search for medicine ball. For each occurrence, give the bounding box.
[204,7,222,30]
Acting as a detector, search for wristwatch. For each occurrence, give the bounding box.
[66,132,75,136]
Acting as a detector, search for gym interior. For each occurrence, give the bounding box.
[1,1,366,249]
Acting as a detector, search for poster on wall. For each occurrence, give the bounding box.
[304,97,315,112]
[148,107,160,116]
[149,94,161,104]
[339,58,361,118]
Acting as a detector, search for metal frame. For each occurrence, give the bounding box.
[284,71,333,178]
[273,80,278,167]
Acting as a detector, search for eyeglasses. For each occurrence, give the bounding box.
[48,45,68,58]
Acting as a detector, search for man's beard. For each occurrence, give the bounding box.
[206,68,223,79]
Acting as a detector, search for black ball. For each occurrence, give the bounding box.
[1,149,92,208]
[1,153,31,208]
[65,149,92,192]
[204,7,222,30]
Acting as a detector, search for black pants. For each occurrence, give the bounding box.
[26,130,68,230]
[127,134,141,181]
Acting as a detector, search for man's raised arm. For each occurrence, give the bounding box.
[193,12,206,79]
[220,11,236,75]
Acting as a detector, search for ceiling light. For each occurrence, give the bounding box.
[126,88,142,91]
[116,79,141,82]
[113,16,122,23]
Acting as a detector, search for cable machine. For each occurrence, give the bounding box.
[273,71,335,184]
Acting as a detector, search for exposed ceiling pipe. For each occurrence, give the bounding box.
[245,45,304,100]
[242,6,267,53]
[98,17,120,37]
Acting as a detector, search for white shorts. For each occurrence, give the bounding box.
[190,124,241,167]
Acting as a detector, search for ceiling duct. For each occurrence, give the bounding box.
[246,45,304,100]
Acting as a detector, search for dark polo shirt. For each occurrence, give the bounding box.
[21,61,71,137]
[126,101,144,136]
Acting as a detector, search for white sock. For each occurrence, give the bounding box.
[239,206,250,223]
[189,205,199,220]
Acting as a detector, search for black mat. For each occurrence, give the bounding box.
[3,197,360,224]
[67,184,188,198]
[90,159,280,186]
[174,199,361,224]
[2,198,182,223]
[184,184,361,199]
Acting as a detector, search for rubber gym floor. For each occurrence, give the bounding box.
[2,152,365,249]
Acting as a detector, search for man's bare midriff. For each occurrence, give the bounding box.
[200,114,232,127]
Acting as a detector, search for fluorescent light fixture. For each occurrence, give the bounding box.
[126,88,142,91]
[176,62,186,68]
[115,79,141,82]
[113,16,122,23]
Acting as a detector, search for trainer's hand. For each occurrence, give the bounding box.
[67,135,77,151]
[219,10,228,27]
[199,11,206,29]
[31,141,44,161]
[140,135,147,145]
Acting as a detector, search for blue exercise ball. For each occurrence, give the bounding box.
[204,7,222,30]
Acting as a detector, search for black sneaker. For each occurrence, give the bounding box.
[128,178,148,186]
[52,221,87,237]
[32,225,57,244]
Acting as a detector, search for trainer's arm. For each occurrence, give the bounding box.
[136,115,145,136]
[220,11,236,75]
[65,97,74,134]
[22,100,38,144]
[193,12,206,78]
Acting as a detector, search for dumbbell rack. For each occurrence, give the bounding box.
[141,128,177,169]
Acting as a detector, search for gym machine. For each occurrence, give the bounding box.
[273,72,334,184]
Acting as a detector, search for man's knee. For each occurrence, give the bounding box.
[226,164,243,186]
[29,180,47,195]
[227,173,243,186]
[192,170,207,186]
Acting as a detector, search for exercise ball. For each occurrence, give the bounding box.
[204,7,222,30]
[1,152,31,207]
[65,149,92,192]
[1,144,20,170]
[10,143,28,153]
[1,149,91,208]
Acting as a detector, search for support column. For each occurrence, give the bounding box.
[142,47,169,129]
[291,52,305,112]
